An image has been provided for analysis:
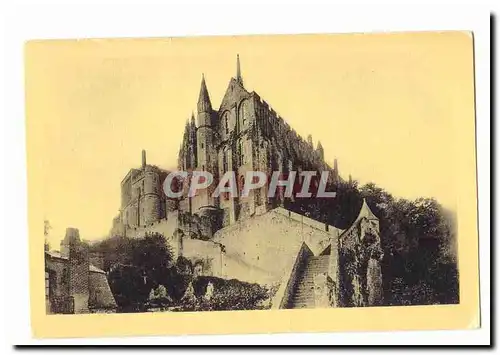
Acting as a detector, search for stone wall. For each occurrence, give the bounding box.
[338,212,383,307]
[212,207,340,285]
[68,237,89,313]
[272,242,314,309]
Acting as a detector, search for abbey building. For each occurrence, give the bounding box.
[108,56,383,309]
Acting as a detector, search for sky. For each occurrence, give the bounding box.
[25,32,475,247]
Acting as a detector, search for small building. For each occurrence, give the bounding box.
[45,228,117,314]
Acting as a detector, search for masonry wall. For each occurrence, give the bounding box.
[212,207,341,285]
[126,212,180,256]
[69,242,90,313]
[45,257,72,313]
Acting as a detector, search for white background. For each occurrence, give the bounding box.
[1,0,493,348]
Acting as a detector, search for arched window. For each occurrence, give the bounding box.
[222,149,228,173]
[224,112,229,135]
[239,100,248,129]
[238,140,245,165]
[239,175,246,195]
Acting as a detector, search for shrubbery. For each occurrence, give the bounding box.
[286,180,459,306]
[97,232,273,312]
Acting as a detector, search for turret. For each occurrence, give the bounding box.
[236,54,243,86]
[333,158,339,183]
[316,141,324,161]
[197,74,213,127]
[195,73,218,214]
[142,149,147,169]
[196,74,216,173]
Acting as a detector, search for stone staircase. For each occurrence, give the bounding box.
[289,254,330,308]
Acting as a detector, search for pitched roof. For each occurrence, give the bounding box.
[197,74,212,113]
[45,250,68,260]
[338,198,379,240]
[88,270,117,309]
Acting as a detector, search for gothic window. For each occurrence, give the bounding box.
[223,180,230,201]
[239,175,245,195]
[238,140,245,165]
[239,100,248,129]
[222,150,228,173]
[224,112,229,136]
[201,143,204,149]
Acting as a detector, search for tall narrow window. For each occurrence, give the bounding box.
[239,100,248,129]
[238,140,244,165]
[224,112,229,135]
[222,150,228,173]
[239,175,245,195]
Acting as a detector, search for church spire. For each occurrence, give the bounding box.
[190,111,196,126]
[197,74,212,113]
[236,54,243,86]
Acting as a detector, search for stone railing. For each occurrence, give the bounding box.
[271,242,314,309]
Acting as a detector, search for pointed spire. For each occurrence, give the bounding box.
[142,149,147,169]
[197,73,212,113]
[334,158,338,171]
[236,54,243,86]
[190,111,196,126]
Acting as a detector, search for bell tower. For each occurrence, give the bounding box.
[196,74,216,174]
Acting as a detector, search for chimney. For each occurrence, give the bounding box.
[142,149,146,169]
[66,228,90,313]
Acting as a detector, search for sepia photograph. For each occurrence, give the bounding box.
[24,30,480,338]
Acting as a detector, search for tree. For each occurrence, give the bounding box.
[97,232,175,311]
[131,232,174,273]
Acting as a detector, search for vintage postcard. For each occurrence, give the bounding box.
[25,32,479,338]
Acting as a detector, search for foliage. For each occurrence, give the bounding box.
[100,232,175,312]
[358,183,459,306]
[287,178,459,306]
[98,178,459,309]
[173,276,272,312]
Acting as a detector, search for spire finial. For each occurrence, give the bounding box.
[197,73,212,113]
[236,54,243,85]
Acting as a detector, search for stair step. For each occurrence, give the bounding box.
[287,255,331,309]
